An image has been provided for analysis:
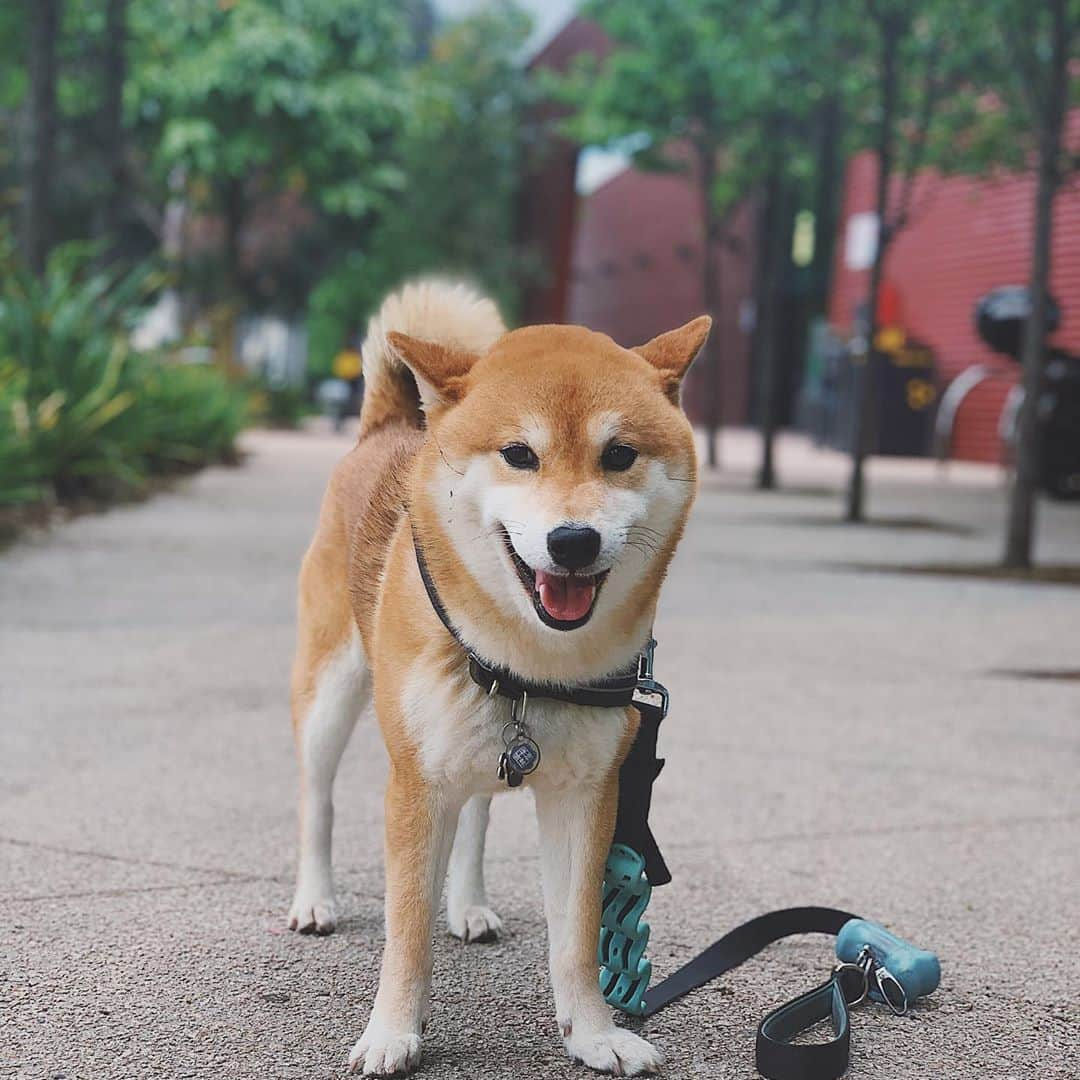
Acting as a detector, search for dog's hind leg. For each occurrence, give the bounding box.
[289,623,369,935]
[446,795,502,942]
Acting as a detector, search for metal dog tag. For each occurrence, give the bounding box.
[505,735,540,776]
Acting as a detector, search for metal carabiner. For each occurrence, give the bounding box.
[833,944,874,1007]
[874,965,909,1016]
[635,638,670,718]
[510,688,528,728]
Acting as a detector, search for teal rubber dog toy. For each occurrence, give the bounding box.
[598,843,653,1016]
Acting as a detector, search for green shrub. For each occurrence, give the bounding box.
[0,363,47,508]
[129,357,248,469]
[0,238,248,512]
[249,381,312,430]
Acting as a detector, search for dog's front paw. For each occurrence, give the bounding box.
[287,886,338,935]
[348,1020,422,1076]
[564,1025,663,1076]
[447,903,502,943]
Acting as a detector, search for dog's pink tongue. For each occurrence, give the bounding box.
[536,570,595,622]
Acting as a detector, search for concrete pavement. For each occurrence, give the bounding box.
[3,426,1078,1079]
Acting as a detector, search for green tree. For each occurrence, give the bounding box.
[22,0,62,274]
[731,2,862,491]
[981,0,1079,567]
[558,1,865,477]
[129,0,412,306]
[841,0,967,522]
[307,2,536,375]
[559,0,775,469]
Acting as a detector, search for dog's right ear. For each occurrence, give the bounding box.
[386,332,479,409]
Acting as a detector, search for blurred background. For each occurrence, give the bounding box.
[2,0,1078,564]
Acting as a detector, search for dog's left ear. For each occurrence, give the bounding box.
[633,316,712,403]
[386,331,479,409]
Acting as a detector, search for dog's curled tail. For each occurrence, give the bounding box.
[358,278,505,438]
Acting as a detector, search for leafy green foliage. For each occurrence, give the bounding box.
[0,238,246,510]
[933,1,1080,180]
[306,2,536,372]
[557,0,855,211]
[249,380,312,430]
[129,0,413,303]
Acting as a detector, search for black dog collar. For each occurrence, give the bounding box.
[411,530,640,708]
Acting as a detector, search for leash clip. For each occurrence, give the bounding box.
[832,944,873,1007]
[635,638,669,719]
[833,943,908,1016]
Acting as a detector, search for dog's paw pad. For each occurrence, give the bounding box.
[348,1031,422,1076]
[565,1027,663,1076]
[448,904,502,943]
[287,891,338,935]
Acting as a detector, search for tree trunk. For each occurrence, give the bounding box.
[22,0,62,275]
[810,95,842,318]
[1003,0,1069,568]
[221,177,247,299]
[846,16,899,523]
[698,142,724,470]
[220,178,247,369]
[99,0,128,251]
[756,163,788,490]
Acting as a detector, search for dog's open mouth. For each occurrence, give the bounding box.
[500,529,608,631]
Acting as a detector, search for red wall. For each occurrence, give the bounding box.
[519,18,612,325]
[829,132,1080,462]
[568,159,756,426]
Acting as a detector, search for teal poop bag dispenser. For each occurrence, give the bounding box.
[836,918,941,1011]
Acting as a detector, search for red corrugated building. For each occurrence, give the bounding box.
[525,18,1080,462]
[829,125,1080,463]
[567,154,756,428]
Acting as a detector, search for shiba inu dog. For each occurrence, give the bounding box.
[288,280,708,1076]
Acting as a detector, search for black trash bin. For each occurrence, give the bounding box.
[874,338,937,456]
[974,286,1080,501]
[1039,351,1080,500]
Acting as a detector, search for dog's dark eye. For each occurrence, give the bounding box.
[601,443,638,472]
[500,443,539,470]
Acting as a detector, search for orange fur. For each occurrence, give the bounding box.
[289,279,708,1077]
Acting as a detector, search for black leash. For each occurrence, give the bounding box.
[609,658,939,1080]
[643,907,865,1080]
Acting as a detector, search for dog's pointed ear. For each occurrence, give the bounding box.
[387,331,478,409]
[633,316,712,402]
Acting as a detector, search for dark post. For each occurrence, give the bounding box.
[698,140,723,470]
[846,11,901,522]
[100,0,129,250]
[23,0,62,275]
[1004,0,1070,568]
[756,162,789,491]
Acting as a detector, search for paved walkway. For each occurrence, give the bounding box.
[3,427,1078,1079]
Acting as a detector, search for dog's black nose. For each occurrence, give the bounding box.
[547,525,601,571]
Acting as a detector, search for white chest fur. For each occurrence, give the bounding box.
[398,656,630,795]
